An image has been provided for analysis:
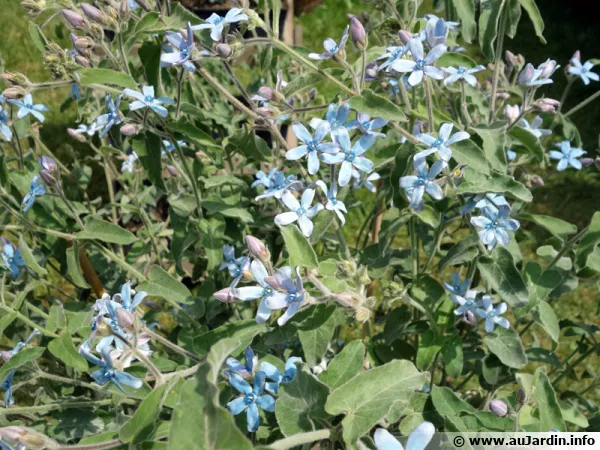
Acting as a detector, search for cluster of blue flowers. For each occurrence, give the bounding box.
[224,346,301,432]
[1,330,40,408]
[78,282,149,393]
[444,273,510,333]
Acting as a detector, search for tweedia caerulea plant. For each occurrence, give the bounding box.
[0,1,599,449]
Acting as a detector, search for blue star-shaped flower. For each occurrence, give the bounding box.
[286,122,339,175]
[190,8,248,42]
[309,103,351,136]
[374,421,435,450]
[1,330,40,407]
[391,38,446,86]
[316,180,347,225]
[95,94,123,138]
[415,122,469,163]
[226,346,258,379]
[309,26,349,60]
[7,94,48,123]
[444,273,471,296]
[79,342,143,393]
[226,371,275,432]
[1,238,25,279]
[322,129,375,187]
[549,140,586,171]
[123,86,175,118]
[161,23,199,72]
[568,58,599,85]
[263,267,306,326]
[399,160,445,212]
[275,189,324,237]
[475,295,510,333]
[346,113,387,138]
[0,103,12,142]
[22,175,46,213]
[260,356,302,394]
[470,205,520,250]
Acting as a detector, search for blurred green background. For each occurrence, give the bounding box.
[1,0,598,395]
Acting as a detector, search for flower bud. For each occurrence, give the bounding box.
[531,175,544,186]
[166,165,178,176]
[356,265,371,285]
[533,98,560,115]
[0,72,30,87]
[120,0,130,18]
[214,288,236,303]
[2,87,26,99]
[336,293,359,307]
[580,158,594,167]
[308,88,318,101]
[517,63,534,85]
[256,107,273,117]
[246,235,268,259]
[81,3,104,23]
[257,86,274,101]
[539,59,558,79]
[62,9,84,28]
[463,310,477,325]
[355,306,371,323]
[120,124,140,136]
[516,388,527,405]
[67,128,87,142]
[116,308,134,330]
[336,260,356,279]
[39,156,59,186]
[0,426,58,450]
[75,37,93,48]
[216,43,232,58]
[505,50,517,67]
[364,62,378,82]
[0,351,13,363]
[595,156,600,171]
[398,30,412,44]
[572,50,581,62]
[489,399,508,417]
[75,55,91,67]
[350,17,366,47]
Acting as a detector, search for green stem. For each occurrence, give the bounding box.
[359,44,367,93]
[564,89,600,118]
[0,399,137,415]
[0,305,59,338]
[222,61,254,107]
[117,31,132,76]
[175,67,185,118]
[332,219,352,261]
[143,326,203,362]
[269,429,333,450]
[460,82,472,127]
[424,79,434,132]
[410,216,418,281]
[59,439,123,450]
[173,140,202,218]
[423,222,445,271]
[553,344,598,384]
[488,5,507,123]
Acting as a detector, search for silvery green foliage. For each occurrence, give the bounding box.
[1,1,599,449]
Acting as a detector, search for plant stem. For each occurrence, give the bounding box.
[564,89,600,118]
[222,61,254,107]
[359,45,367,93]
[269,429,333,450]
[332,219,352,260]
[488,5,507,123]
[0,305,59,338]
[410,216,418,281]
[460,82,472,127]
[117,31,131,76]
[59,439,124,450]
[173,140,202,218]
[553,344,598,384]
[175,68,185,118]
[424,80,434,132]
[423,222,445,271]
[143,326,202,362]
[0,399,137,415]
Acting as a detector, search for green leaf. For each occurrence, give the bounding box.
[534,368,565,431]
[431,385,475,417]
[133,134,166,192]
[478,0,504,61]
[440,334,463,378]
[139,42,163,94]
[275,365,331,436]
[79,68,138,90]
[18,234,47,276]
[438,235,479,270]
[192,320,267,356]
[436,52,478,68]
[28,21,47,53]
[349,89,406,122]
[0,311,17,335]
[0,347,45,383]
[319,340,365,389]
[134,12,165,34]
[523,262,564,308]
[202,201,254,224]
[505,0,522,38]
[532,301,560,342]
[519,214,577,238]
[201,175,247,189]
[416,330,442,371]
[477,247,529,307]
[484,327,527,369]
[325,360,428,445]
[450,139,490,175]
[473,122,508,172]
[559,401,588,428]
[46,304,67,333]
[526,348,562,367]
[120,383,169,444]
[453,0,476,42]
[575,212,600,271]
[66,242,90,289]
[76,216,137,245]
[279,224,318,269]
[170,121,219,148]
[298,306,338,366]
[48,332,88,371]
[458,167,532,202]
[518,0,546,44]
[510,126,544,162]
[138,265,193,305]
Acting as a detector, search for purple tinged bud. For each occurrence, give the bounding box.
[75,55,91,68]
[216,43,232,58]
[572,50,581,62]
[62,9,84,28]
[308,88,318,101]
[120,124,139,136]
[67,128,86,142]
[364,62,378,82]
[580,158,594,167]
[505,50,517,66]
[398,30,412,44]
[516,388,527,405]
[214,288,236,303]
[246,235,267,258]
[116,308,134,330]
[489,400,508,417]
[0,351,14,363]
[2,87,26,99]
[350,17,366,47]
[594,156,600,171]
[81,3,104,22]
[39,156,59,186]
[534,98,560,115]
[539,59,558,79]
[518,63,535,85]
[257,86,274,101]
[256,107,273,117]
[503,104,520,123]
[39,156,57,173]
[464,310,477,325]
[167,165,178,176]
[531,175,544,186]
[75,37,93,48]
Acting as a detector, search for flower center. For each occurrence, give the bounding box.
[492,220,499,227]
[457,67,467,74]
[466,299,474,306]
[243,392,256,405]
[308,141,317,151]
[262,287,273,297]
[416,59,426,70]
[26,104,33,109]
[581,67,588,74]
[144,95,154,103]
[362,121,371,130]
[345,152,355,162]
[214,16,224,25]
[181,48,189,57]
[331,197,338,205]
[433,138,444,147]
[489,311,497,317]
[330,44,339,53]
[282,375,292,383]
[296,207,306,216]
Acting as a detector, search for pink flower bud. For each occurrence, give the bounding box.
[489,400,508,417]
[120,124,139,136]
[518,63,534,85]
[0,426,26,442]
[81,3,104,22]
[534,98,560,114]
[116,308,134,329]
[531,175,544,186]
[167,165,178,176]
[75,37,93,48]
[350,17,366,47]
[539,59,558,79]
[0,351,14,363]
[505,50,517,67]
[257,86,274,101]
[503,104,520,123]
[2,87,26,99]
[214,288,236,303]
[365,62,378,82]
[246,235,267,258]
[39,156,59,186]
[580,158,594,167]
[75,55,91,68]
[398,30,412,44]
[62,9,84,28]
[216,43,232,58]
[256,107,273,117]
[67,128,87,142]
[572,50,581,62]
[464,310,477,325]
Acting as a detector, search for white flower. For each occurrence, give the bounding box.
[121,151,138,173]
[518,115,550,139]
[315,181,347,225]
[275,189,324,237]
[443,65,485,86]
[190,8,248,42]
[390,38,446,86]
[415,122,469,163]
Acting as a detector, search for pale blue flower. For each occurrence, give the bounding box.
[70,83,81,100]
[73,122,100,137]
[424,14,460,31]
[549,141,586,171]
[190,8,248,42]
[475,296,510,333]
[423,16,449,47]
[220,244,245,272]
[96,94,123,137]
[1,238,25,279]
[415,122,469,163]
[252,168,278,189]
[79,342,143,393]
[309,26,349,60]
[316,180,347,225]
[443,65,485,86]
[568,58,598,85]
[346,113,387,138]
[323,129,376,187]
[22,175,46,212]
[470,205,520,250]
[228,257,250,289]
[376,46,409,72]
[444,273,471,296]
[519,60,559,86]
[450,289,480,316]
[260,356,302,394]
[399,160,445,212]
[7,94,48,123]
[374,421,435,450]
[255,171,301,200]
[518,115,550,139]
[231,260,288,324]
[128,0,139,9]
[391,38,446,86]
[275,189,323,237]
[121,151,138,173]
[161,23,197,72]
[226,371,275,432]
[0,104,12,142]
[264,267,305,326]
[507,149,517,161]
[286,122,339,175]
[226,347,258,378]
[1,330,40,407]
[460,193,509,215]
[162,139,187,154]
[123,86,175,118]
[309,103,350,136]
[353,171,380,192]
